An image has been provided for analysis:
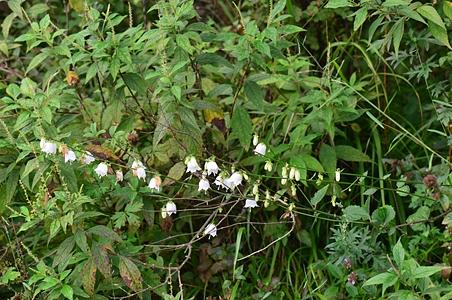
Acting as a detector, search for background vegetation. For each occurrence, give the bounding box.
[0,0,451,299]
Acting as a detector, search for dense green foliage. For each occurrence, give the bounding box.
[0,0,451,299]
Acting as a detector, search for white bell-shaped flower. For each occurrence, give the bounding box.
[205,160,219,176]
[81,152,95,165]
[95,162,108,177]
[185,156,201,173]
[148,176,162,192]
[64,150,76,163]
[244,199,259,209]
[40,139,57,155]
[198,177,210,192]
[116,170,123,182]
[214,174,228,190]
[132,160,146,180]
[165,201,177,216]
[254,143,267,156]
[204,223,217,238]
[224,172,242,189]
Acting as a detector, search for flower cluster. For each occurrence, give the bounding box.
[39,138,266,239]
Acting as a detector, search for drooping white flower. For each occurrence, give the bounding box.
[80,152,95,165]
[204,223,217,238]
[185,156,201,173]
[294,169,301,181]
[264,160,273,172]
[116,170,124,182]
[132,160,146,180]
[244,199,259,209]
[214,174,228,190]
[205,160,219,176]
[165,201,177,216]
[335,168,341,182]
[254,143,267,156]
[40,139,57,155]
[224,172,242,189]
[148,176,162,192]
[253,134,259,146]
[64,150,76,163]
[198,177,210,192]
[289,167,296,180]
[95,162,108,177]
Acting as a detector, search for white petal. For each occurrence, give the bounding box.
[95,163,108,177]
[166,201,177,216]
[64,150,76,163]
[204,223,217,237]
[205,161,219,176]
[198,178,210,192]
[116,170,124,182]
[186,157,201,173]
[254,143,266,156]
[244,199,259,208]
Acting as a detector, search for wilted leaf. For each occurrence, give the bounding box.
[119,256,142,292]
[162,162,186,186]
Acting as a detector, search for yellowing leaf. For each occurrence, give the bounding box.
[69,0,85,13]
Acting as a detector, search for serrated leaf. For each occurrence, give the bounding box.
[363,272,398,294]
[244,80,264,108]
[412,266,443,279]
[52,237,75,268]
[119,256,142,292]
[230,106,252,149]
[325,0,352,9]
[310,185,329,207]
[392,240,405,267]
[87,225,121,242]
[74,229,89,253]
[20,77,37,97]
[92,242,111,279]
[335,145,370,162]
[255,40,271,58]
[82,257,96,296]
[122,73,147,95]
[61,285,73,300]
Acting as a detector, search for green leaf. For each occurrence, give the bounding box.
[163,162,186,186]
[119,256,142,292]
[299,154,324,172]
[412,266,443,279]
[392,240,405,267]
[8,0,23,19]
[171,85,182,101]
[20,77,37,97]
[61,285,73,300]
[417,5,446,29]
[353,7,368,31]
[74,229,89,253]
[310,185,329,207]
[231,106,252,149]
[82,257,96,296]
[2,13,17,39]
[363,272,398,294]
[319,144,336,175]
[428,21,451,48]
[335,145,370,162]
[343,205,369,221]
[392,19,404,57]
[371,205,396,226]
[121,72,147,95]
[49,219,61,241]
[325,0,352,9]
[244,80,264,108]
[87,225,121,242]
[255,40,271,58]
[444,1,452,20]
[52,237,75,268]
[382,0,411,7]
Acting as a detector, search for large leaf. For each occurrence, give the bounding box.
[335,145,370,162]
[363,272,398,295]
[343,205,370,221]
[319,144,336,175]
[412,266,443,279]
[119,256,142,292]
[87,225,121,242]
[231,106,252,149]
